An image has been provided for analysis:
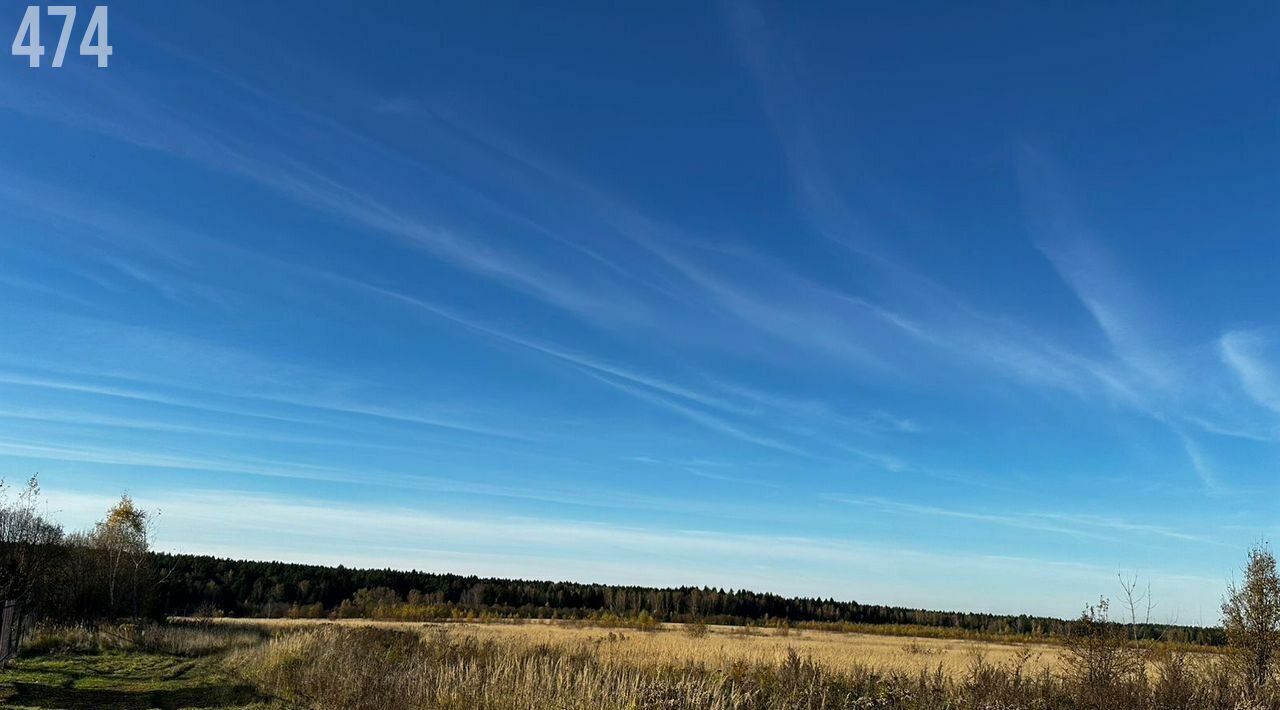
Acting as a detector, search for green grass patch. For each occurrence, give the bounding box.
[0,652,277,710]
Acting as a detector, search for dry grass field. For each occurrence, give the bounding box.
[215,617,1177,676]
[220,619,1257,709]
[5,619,1266,709]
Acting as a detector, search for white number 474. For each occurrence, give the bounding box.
[12,5,111,68]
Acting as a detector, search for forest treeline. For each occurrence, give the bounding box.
[153,553,1225,645]
[0,476,1236,649]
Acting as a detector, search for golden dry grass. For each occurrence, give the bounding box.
[221,620,1263,710]
[211,617,1091,676]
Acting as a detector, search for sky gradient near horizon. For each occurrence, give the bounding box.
[1,1,1278,620]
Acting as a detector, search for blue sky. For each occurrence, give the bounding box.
[1,1,1277,619]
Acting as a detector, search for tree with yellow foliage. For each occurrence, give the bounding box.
[89,494,154,619]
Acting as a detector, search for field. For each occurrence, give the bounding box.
[3,618,1255,710]
[227,617,1076,677]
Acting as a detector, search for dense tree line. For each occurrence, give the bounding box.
[2,476,1248,653]
[154,552,1225,645]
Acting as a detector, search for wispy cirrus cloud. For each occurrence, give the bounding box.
[828,495,1221,547]
[0,56,1122,404]
[1013,151,1280,492]
[0,437,355,484]
[3,171,918,466]
[0,368,529,442]
[720,1,1134,399]
[585,371,809,457]
[0,69,645,326]
[1219,331,1280,414]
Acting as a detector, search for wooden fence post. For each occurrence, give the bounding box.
[0,600,20,665]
